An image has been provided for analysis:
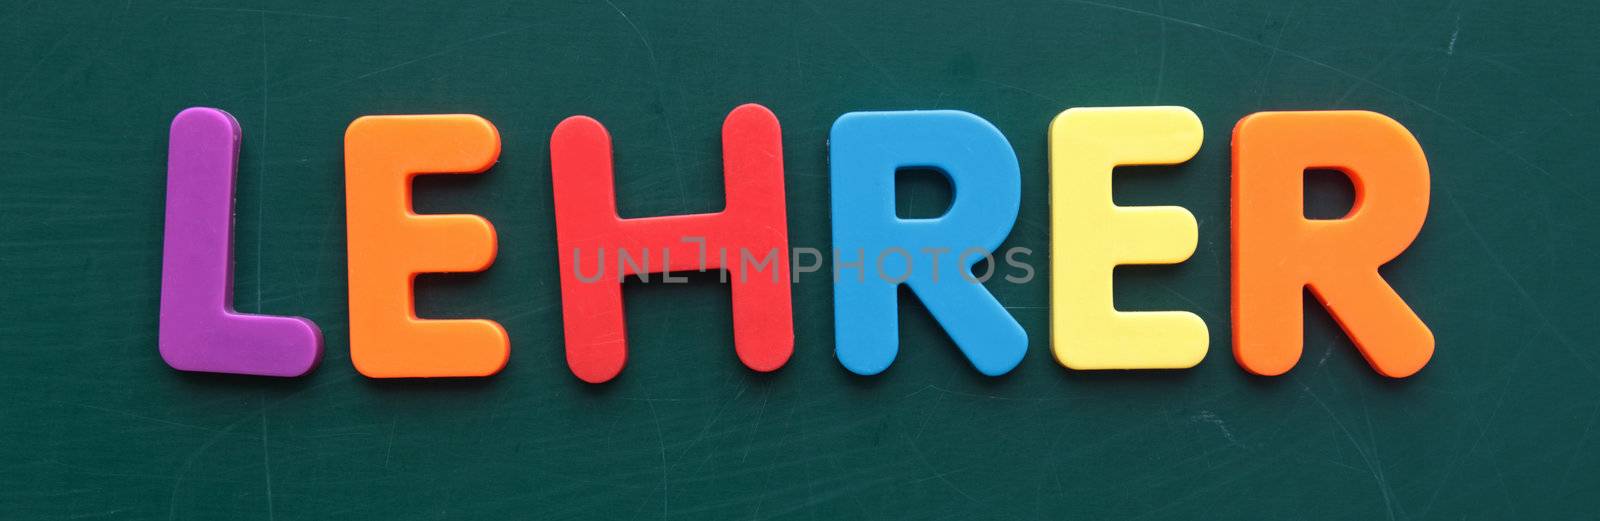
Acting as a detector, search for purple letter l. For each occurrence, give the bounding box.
[158,107,321,377]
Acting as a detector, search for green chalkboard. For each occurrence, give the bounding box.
[3,0,1598,519]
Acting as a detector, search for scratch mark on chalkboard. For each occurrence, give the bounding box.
[1300,383,1396,520]
[912,390,946,442]
[1253,1,1297,108]
[1190,410,1241,446]
[798,0,900,88]
[1152,0,1168,103]
[600,0,688,210]
[601,0,658,74]
[671,384,744,473]
[174,6,351,21]
[1555,398,1600,493]
[1434,14,1463,103]
[1155,281,1217,322]
[260,405,276,521]
[168,414,255,520]
[1447,16,1461,55]
[65,402,222,433]
[279,25,534,102]
[1459,339,1527,515]
[1359,389,1409,519]
[383,416,398,470]
[791,1,804,88]
[906,383,1071,403]
[1334,1,1457,105]
[257,13,268,315]
[502,302,557,321]
[910,442,979,504]
[643,396,670,516]
[743,390,771,463]
[1440,185,1596,379]
[0,30,72,113]
[973,78,1064,106]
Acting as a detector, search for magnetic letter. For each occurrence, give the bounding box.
[345,115,508,378]
[1233,111,1433,377]
[550,104,794,384]
[1049,106,1208,370]
[830,110,1027,376]
[159,107,322,377]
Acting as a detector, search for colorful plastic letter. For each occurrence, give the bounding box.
[830,110,1027,376]
[549,104,794,384]
[159,107,323,377]
[344,115,508,378]
[1049,106,1208,370]
[1232,111,1433,378]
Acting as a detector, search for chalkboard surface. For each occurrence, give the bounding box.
[3,1,1598,519]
